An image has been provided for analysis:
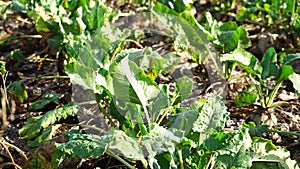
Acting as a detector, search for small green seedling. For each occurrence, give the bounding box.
[221,47,300,108]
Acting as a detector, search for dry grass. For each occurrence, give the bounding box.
[0,73,29,169]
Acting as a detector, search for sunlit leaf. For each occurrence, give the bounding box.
[221,48,262,76]
[109,130,145,161]
[192,95,229,135]
[110,56,168,122]
[289,73,300,96]
[252,137,299,169]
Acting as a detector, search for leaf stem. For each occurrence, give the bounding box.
[106,149,136,169]
[266,81,282,108]
[111,40,126,60]
[177,147,184,169]
[99,105,116,128]
[156,106,172,125]
[64,123,107,133]
[22,76,69,81]
[205,152,216,169]
[268,129,300,137]
[249,75,266,108]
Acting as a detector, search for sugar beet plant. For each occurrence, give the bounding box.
[192,9,300,108]
[20,21,300,168]
[221,47,300,108]
[4,0,299,168]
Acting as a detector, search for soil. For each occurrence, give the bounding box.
[0,1,300,168]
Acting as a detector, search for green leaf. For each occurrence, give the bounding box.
[30,92,62,110]
[283,53,300,65]
[156,0,187,13]
[203,129,253,169]
[65,60,97,92]
[28,124,61,147]
[117,47,176,79]
[289,73,300,96]
[153,2,179,16]
[7,80,28,103]
[276,65,294,83]
[65,31,112,92]
[261,48,279,79]
[174,76,193,104]
[82,2,106,32]
[218,22,239,52]
[169,102,204,136]
[155,152,176,169]
[192,95,229,142]
[109,130,145,161]
[204,12,219,41]
[54,132,111,164]
[251,137,299,169]
[243,122,269,137]
[236,91,257,108]
[110,57,168,122]
[19,102,79,140]
[162,52,181,73]
[237,26,251,49]
[218,22,251,52]
[10,49,24,61]
[0,61,5,74]
[221,48,262,76]
[236,7,248,21]
[142,125,183,168]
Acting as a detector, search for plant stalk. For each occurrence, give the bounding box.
[106,149,136,169]
[177,147,184,169]
[22,75,69,81]
[249,75,266,108]
[269,129,300,137]
[266,81,282,108]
